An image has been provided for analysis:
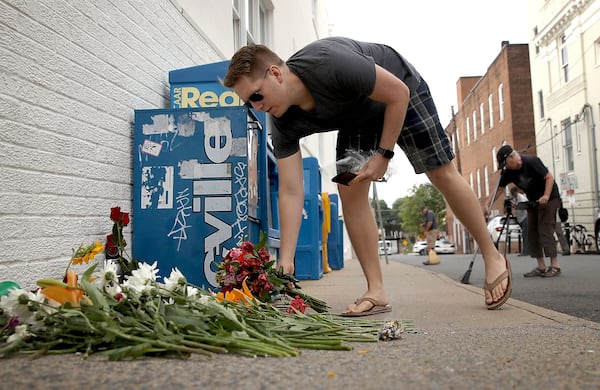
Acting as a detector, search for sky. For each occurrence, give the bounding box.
[326,0,530,205]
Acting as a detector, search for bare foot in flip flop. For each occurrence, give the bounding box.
[483,256,512,309]
[277,262,294,275]
[341,297,392,317]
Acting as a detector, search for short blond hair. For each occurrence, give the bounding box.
[223,44,284,87]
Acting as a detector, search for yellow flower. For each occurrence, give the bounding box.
[72,241,104,265]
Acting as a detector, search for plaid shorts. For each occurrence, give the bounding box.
[336,79,454,174]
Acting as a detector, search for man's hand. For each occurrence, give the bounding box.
[352,153,389,184]
[277,261,295,276]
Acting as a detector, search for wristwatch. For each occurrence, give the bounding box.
[376,147,395,159]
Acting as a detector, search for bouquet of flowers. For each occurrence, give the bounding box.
[105,206,139,279]
[216,234,329,313]
[0,259,383,360]
[0,208,413,360]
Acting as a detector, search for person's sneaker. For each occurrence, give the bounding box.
[541,266,561,277]
[524,267,546,277]
[562,251,571,256]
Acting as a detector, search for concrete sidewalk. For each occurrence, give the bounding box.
[2,258,600,389]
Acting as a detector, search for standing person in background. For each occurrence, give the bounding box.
[510,186,529,256]
[420,206,439,265]
[494,145,562,278]
[224,37,512,313]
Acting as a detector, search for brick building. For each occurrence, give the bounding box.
[444,42,536,254]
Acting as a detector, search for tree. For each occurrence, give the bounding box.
[369,197,400,236]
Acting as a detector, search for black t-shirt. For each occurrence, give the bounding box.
[272,37,421,159]
[499,154,560,201]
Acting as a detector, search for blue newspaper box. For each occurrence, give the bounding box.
[327,194,344,270]
[168,61,277,253]
[132,106,271,289]
[295,157,323,280]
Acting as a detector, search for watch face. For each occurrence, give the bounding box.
[377,148,394,159]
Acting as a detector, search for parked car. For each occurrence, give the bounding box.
[412,239,456,255]
[412,240,427,255]
[487,215,521,243]
[435,239,457,254]
[378,240,393,255]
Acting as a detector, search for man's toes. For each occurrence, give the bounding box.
[494,285,507,301]
[484,290,493,304]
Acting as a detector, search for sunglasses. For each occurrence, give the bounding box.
[244,68,270,108]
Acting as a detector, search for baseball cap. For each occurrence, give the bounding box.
[496,145,514,169]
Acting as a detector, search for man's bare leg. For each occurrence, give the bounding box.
[338,180,388,313]
[426,163,509,305]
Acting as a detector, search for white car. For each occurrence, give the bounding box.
[487,215,521,243]
[412,239,456,255]
[378,240,393,255]
[435,239,457,254]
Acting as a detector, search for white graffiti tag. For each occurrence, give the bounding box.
[167,188,193,251]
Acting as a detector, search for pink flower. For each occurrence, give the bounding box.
[240,241,254,252]
[8,316,20,329]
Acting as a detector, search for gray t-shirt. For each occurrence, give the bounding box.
[272,37,421,159]
[424,210,437,230]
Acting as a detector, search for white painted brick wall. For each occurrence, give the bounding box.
[0,0,222,288]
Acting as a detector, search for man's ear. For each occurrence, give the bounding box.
[270,65,284,82]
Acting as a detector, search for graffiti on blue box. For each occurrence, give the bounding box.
[134,108,249,288]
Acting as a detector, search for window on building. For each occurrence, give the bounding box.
[472,111,477,140]
[560,34,569,83]
[233,0,242,49]
[538,90,545,119]
[456,126,461,147]
[575,118,582,154]
[476,168,481,198]
[246,0,258,43]
[466,117,470,144]
[469,172,474,192]
[259,3,269,43]
[492,146,498,171]
[595,37,600,67]
[484,165,489,197]
[498,84,505,122]
[562,118,574,171]
[488,94,494,128]
[554,125,560,162]
[480,103,485,135]
[233,0,272,49]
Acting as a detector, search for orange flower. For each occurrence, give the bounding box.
[41,270,90,307]
[215,278,254,305]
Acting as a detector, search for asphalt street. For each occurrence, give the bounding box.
[389,252,600,323]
